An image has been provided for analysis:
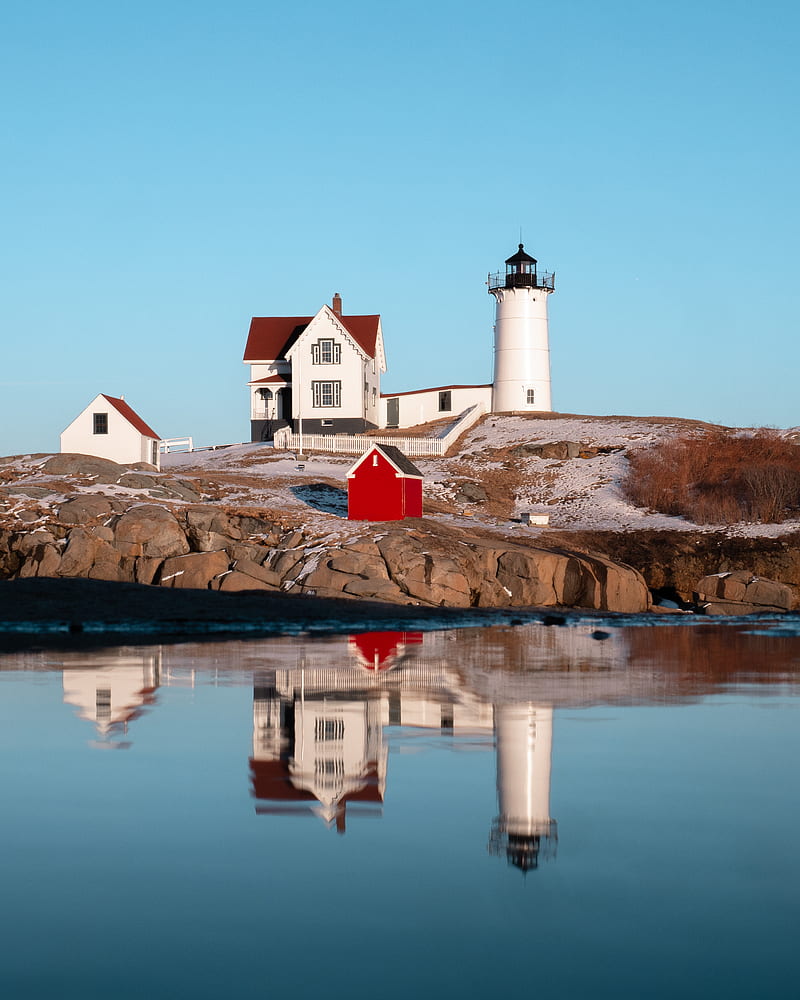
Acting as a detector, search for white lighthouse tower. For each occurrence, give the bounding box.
[489,244,555,413]
[488,703,557,872]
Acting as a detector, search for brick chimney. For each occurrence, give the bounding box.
[332,292,342,316]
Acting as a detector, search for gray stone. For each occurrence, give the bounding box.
[42,454,126,483]
[58,496,114,524]
[7,486,56,498]
[117,473,160,490]
[454,481,488,503]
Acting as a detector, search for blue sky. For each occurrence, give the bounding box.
[1,0,798,454]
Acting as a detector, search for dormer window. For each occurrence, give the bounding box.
[312,339,341,364]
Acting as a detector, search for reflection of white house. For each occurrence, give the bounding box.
[60,393,161,469]
[62,654,161,749]
[250,632,492,833]
[244,245,556,440]
[244,293,386,441]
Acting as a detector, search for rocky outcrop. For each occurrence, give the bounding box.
[511,441,623,460]
[0,502,651,613]
[549,529,800,604]
[694,571,795,615]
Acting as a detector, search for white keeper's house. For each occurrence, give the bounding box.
[243,245,555,441]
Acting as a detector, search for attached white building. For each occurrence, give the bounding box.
[244,293,387,441]
[60,393,161,469]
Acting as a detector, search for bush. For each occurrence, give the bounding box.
[624,430,800,524]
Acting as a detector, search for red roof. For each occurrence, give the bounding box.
[244,311,381,362]
[247,374,290,385]
[101,395,160,439]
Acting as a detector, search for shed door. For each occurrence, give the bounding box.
[386,397,399,428]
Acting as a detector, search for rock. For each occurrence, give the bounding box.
[700,600,789,616]
[57,527,99,577]
[16,510,42,523]
[579,552,651,613]
[17,542,62,578]
[236,515,280,538]
[134,557,163,586]
[113,505,190,559]
[158,550,231,589]
[232,559,282,588]
[377,532,471,607]
[42,454,125,483]
[227,542,269,565]
[342,577,408,601]
[13,530,56,555]
[329,549,390,580]
[161,478,202,502]
[57,496,113,524]
[695,571,794,612]
[218,571,276,592]
[744,578,794,610]
[454,481,488,503]
[511,440,582,460]
[7,486,57,498]
[117,473,159,490]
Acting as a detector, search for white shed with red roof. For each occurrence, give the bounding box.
[347,444,423,521]
[60,394,162,469]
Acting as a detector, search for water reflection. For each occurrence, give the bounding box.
[250,630,494,833]
[1,620,799,998]
[62,650,163,749]
[489,704,556,871]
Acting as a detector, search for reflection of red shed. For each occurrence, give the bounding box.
[347,444,423,520]
[348,631,424,671]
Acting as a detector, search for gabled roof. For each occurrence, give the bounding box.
[101,395,160,439]
[244,311,381,362]
[347,444,423,479]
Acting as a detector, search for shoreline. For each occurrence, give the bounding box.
[1,578,796,653]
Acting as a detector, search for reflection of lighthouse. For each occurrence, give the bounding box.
[489,704,557,872]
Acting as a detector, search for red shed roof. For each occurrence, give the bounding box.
[101,395,160,440]
[347,444,423,479]
[244,311,380,361]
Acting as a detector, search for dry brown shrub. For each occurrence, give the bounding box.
[624,429,800,524]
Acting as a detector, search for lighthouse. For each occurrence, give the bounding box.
[488,703,557,872]
[488,244,555,413]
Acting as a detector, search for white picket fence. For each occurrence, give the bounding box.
[273,403,485,457]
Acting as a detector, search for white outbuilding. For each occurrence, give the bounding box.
[60,394,162,469]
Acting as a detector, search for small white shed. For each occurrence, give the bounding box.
[60,394,162,469]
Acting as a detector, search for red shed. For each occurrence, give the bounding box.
[347,444,423,520]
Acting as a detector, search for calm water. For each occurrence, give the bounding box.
[1,620,799,999]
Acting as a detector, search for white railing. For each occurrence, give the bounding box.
[160,436,194,454]
[272,403,485,457]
